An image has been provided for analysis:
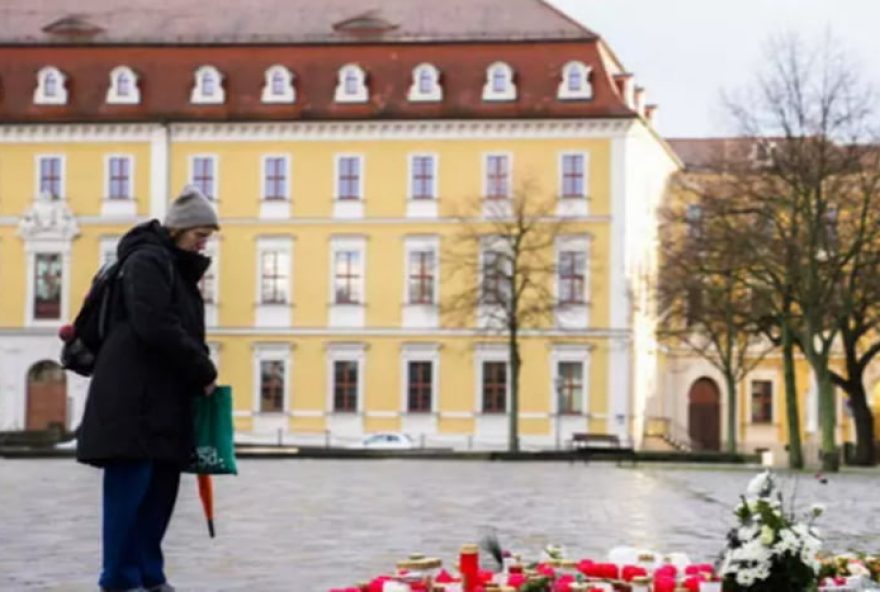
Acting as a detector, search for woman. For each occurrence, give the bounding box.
[76,185,220,592]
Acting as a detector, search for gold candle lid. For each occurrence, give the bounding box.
[397,556,442,570]
[460,544,479,554]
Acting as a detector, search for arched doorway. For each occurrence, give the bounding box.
[688,377,721,451]
[25,360,67,432]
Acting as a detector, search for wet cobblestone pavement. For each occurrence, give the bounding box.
[2,458,879,591]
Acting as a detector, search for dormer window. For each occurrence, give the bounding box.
[107,66,140,104]
[407,63,442,103]
[482,62,516,102]
[335,64,368,103]
[34,66,68,105]
[558,61,593,100]
[261,65,295,104]
[191,65,225,104]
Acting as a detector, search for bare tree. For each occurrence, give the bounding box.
[726,33,880,470]
[442,181,580,453]
[658,172,773,454]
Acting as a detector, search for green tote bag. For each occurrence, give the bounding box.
[185,385,239,475]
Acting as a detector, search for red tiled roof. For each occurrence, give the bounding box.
[0,42,637,123]
[666,138,759,171]
[0,0,596,45]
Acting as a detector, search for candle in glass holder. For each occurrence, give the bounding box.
[459,544,480,592]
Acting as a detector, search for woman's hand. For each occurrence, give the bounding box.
[204,381,217,396]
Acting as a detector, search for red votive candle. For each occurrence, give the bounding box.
[459,544,480,592]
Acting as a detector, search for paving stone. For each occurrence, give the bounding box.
[1,458,878,591]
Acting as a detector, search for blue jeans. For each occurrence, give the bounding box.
[99,461,180,591]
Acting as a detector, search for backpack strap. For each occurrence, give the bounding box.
[97,244,176,341]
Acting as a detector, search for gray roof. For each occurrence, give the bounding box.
[0,0,596,45]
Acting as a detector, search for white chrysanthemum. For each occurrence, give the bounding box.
[746,470,772,498]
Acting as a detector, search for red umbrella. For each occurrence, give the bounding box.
[197,474,215,538]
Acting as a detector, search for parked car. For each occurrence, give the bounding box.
[353,432,416,450]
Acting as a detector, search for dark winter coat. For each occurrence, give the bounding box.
[76,220,217,467]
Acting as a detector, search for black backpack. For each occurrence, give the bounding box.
[59,258,128,377]
[60,246,173,377]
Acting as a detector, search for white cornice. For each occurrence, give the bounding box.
[0,124,157,143]
[170,119,634,142]
[0,326,630,338]
[0,119,634,143]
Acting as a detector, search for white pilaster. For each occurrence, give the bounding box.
[150,125,170,220]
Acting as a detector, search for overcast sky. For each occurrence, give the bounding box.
[548,0,880,138]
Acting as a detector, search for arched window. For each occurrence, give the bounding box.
[482,62,516,102]
[191,65,225,104]
[107,66,141,104]
[261,65,296,104]
[557,61,592,100]
[407,63,442,102]
[34,66,68,105]
[334,64,368,103]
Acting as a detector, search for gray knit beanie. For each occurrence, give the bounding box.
[164,185,220,230]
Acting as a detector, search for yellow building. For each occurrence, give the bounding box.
[655,138,878,463]
[0,0,677,449]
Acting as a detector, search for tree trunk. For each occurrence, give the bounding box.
[508,334,520,453]
[781,322,804,469]
[724,371,738,454]
[817,367,840,472]
[845,379,877,466]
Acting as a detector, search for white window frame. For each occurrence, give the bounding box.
[557,61,593,101]
[325,343,366,414]
[333,154,364,219]
[261,65,296,104]
[106,65,141,105]
[555,235,591,329]
[25,248,70,327]
[474,344,510,414]
[477,236,512,330]
[329,236,366,328]
[550,345,591,416]
[34,66,68,105]
[482,61,516,102]
[255,236,293,328]
[746,370,778,425]
[102,154,137,217]
[407,153,438,218]
[407,153,438,200]
[407,63,442,102]
[334,64,368,103]
[557,152,590,217]
[252,343,293,415]
[260,154,292,219]
[201,236,220,327]
[482,152,513,218]
[400,343,440,414]
[191,65,225,105]
[34,154,66,201]
[482,152,513,199]
[99,235,121,268]
[189,154,219,201]
[402,235,439,328]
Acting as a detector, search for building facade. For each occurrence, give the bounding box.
[0,0,677,448]
[655,138,880,463]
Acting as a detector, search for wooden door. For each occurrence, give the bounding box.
[25,361,67,431]
[688,377,721,451]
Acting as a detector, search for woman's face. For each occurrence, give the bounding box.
[174,226,215,253]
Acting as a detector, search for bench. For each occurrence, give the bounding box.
[569,432,637,466]
[570,432,622,449]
